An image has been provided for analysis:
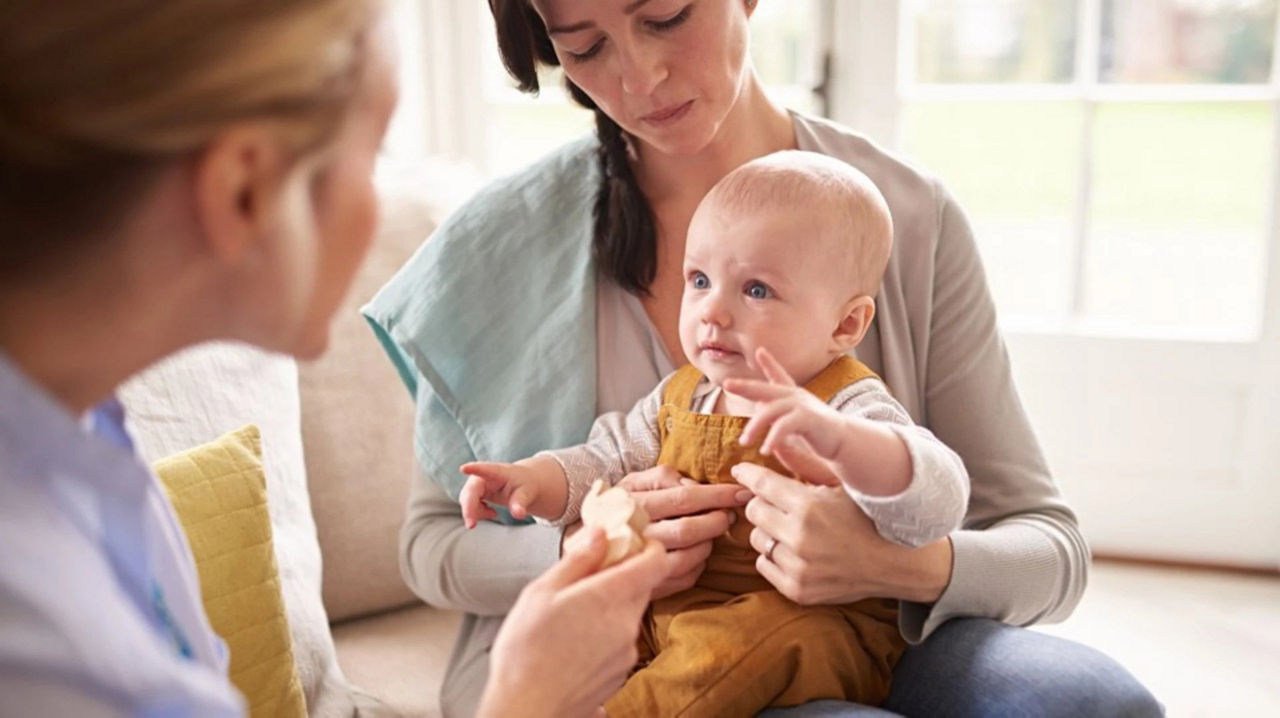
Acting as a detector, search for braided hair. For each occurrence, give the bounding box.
[489,0,658,295]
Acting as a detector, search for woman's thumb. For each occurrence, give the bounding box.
[542,526,607,589]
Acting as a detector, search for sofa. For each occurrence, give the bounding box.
[120,158,481,717]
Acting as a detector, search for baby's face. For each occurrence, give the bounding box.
[678,202,854,388]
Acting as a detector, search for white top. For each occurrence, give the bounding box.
[0,353,243,717]
[544,366,969,549]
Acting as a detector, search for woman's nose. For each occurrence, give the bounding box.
[616,39,667,97]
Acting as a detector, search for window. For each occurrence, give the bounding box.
[900,0,1279,339]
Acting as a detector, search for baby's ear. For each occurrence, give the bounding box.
[832,295,875,352]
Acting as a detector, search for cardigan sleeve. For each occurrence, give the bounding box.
[898,183,1090,643]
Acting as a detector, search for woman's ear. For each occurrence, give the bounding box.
[832,295,876,352]
[191,125,291,266]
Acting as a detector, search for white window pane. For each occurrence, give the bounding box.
[912,0,1079,84]
[1100,0,1277,84]
[1084,102,1271,335]
[903,100,1082,319]
[751,0,821,114]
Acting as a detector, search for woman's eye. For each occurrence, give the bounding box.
[566,39,604,62]
[648,6,691,31]
[745,281,772,300]
[690,272,710,290]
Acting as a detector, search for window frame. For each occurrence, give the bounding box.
[832,0,1280,342]
[826,0,1280,567]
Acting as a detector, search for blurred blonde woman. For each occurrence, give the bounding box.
[0,2,665,716]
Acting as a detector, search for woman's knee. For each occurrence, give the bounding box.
[885,618,1162,717]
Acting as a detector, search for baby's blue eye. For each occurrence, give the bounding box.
[691,272,710,290]
[746,281,772,300]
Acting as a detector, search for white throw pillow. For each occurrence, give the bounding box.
[120,342,354,718]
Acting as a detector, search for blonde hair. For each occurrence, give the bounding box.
[704,151,895,297]
[0,0,375,279]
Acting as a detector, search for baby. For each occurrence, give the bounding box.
[460,151,969,717]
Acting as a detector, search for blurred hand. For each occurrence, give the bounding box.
[479,527,668,718]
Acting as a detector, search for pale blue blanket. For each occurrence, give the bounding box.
[361,136,601,520]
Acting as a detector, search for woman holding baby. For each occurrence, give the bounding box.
[366,0,1162,716]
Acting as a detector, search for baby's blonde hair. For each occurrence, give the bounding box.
[703,150,894,297]
[0,0,376,280]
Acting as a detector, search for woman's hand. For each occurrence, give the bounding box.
[731,444,954,606]
[616,465,751,599]
[480,527,668,718]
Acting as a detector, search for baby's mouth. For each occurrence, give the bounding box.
[699,342,741,360]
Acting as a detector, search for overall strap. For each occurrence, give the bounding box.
[661,364,706,408]
[804,355,879,403]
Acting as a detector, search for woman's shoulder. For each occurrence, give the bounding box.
[792,110,949,216]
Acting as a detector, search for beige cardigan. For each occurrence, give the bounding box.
[397,111,1089,717]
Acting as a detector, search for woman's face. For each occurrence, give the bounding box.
[531,0,755,156]
[266,30,399,359]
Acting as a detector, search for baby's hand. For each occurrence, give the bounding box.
[458,462,541,529]
[723,348,849,473]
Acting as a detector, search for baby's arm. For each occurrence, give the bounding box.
[536,377,668,527]
[460,377,669,529]
[459,456,571,528]
[825,378,970,547]
[727,348,968,547]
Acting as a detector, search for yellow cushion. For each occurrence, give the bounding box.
[153,425,306,718]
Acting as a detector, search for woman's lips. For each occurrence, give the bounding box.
[641,100,693,126]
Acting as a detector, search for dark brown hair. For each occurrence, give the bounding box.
[488,0,657,295]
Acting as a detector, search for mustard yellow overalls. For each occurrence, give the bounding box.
[605,356,907,717]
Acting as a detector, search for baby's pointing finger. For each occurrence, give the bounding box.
[754,347,797,387]
[739,400,794,447]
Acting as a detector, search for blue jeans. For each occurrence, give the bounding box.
[760,618,1162,717]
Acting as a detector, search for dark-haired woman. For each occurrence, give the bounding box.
[365,1,1161,716]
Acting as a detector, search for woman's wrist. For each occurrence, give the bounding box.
[477,671,559,718]
[881,536,954,604]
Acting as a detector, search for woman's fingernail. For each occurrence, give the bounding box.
[735,490,752,504]
[727,512,738,524]
[680,478,699,486]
